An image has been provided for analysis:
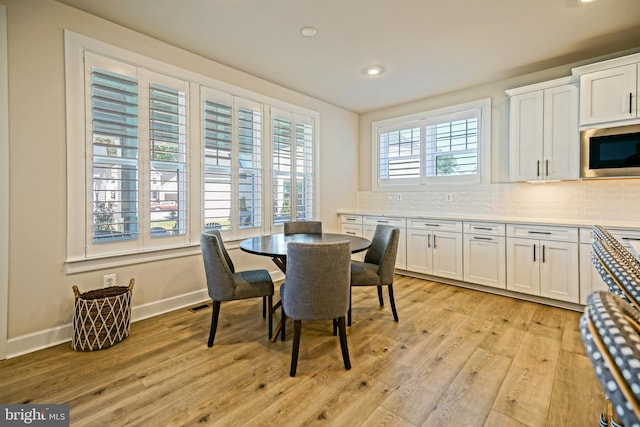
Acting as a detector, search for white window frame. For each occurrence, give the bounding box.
[0,4,8,360]
[372,98,491,191]
[65,31,319,272]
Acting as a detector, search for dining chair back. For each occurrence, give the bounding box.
[349,224,400,325]
[581,291,640,427]
[200,231,274,347]
[283,220,323,235]
[279,240,351,376]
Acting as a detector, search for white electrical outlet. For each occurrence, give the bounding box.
[103,273,116,288]
[445,193,453,202]
[395,193,402,201]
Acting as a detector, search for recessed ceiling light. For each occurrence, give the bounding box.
[300,26,317,37]
[364,65,384,76]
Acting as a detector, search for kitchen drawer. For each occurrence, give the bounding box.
[463,221,505,236]
[406,218,461,232]
[507,224,578,242]
[363,216,406,228]
[340,215,362,225]
[341,224,362,237]
[580,226,640,247]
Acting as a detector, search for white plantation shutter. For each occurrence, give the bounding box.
[148,78,188,238]
[271,109,314,224]
[378,123,422,184]
[202,91,233,231]
[236,98,263,231]
[425,110,479,177]
[88,58,140,249]
[294,115,314,221]
[202,89,263,237]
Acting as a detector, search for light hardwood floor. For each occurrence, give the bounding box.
[0,276,603,426]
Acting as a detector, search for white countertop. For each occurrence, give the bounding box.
[337,210,640,230]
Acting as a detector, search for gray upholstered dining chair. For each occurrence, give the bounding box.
[200,231,274,347]
[349,224,400,325]
[283,220,323,235]
[279,240,352,377]
[581,291,640,427]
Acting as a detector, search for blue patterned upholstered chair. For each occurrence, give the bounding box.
[349,224,400,325]
[279,240,351,377]
[283,220,323,235]
[200,231,274,347]
[592,238,640,310]
[581,291,640,427]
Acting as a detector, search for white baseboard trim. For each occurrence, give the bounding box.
[6,289,210,359]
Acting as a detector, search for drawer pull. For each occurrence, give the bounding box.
[423,223,441,227]
[473,236,493,241]
[377,220,389,224]
[345,218,357,221]
[528,231,552,235]
[473,226,492,231]
[345,232,356,235]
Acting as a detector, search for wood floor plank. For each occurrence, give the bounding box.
[491,332,561,426]
[421,347,511,426]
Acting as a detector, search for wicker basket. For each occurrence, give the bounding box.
[72,278,135,351]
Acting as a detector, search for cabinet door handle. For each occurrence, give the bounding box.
[427,234,431,248]
[542,245,546,263]
[545,159,549,177]
[533,244,537,262]
[537,160,540,177]
[631,93,633,115]
[433,235,437,249]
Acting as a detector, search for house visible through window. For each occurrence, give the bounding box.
[374,99,490,189]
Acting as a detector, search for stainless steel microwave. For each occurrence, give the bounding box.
[581,124,640,178]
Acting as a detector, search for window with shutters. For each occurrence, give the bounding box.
[373,98,490,190]
[272,109,314,224]
[65,32,318,266]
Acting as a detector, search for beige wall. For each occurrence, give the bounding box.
[1,0,359,353]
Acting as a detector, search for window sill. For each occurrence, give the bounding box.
[65,244,203,274]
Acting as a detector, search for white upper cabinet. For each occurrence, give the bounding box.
[573,53,640,128]
[507,77,579,182]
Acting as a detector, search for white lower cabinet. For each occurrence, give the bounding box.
[363,216,407,270]
[340,214,364,261]
[406,219,463,280]
[463,222,506,289]
[506,224,579,303]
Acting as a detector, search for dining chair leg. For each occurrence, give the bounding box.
[262,296,267,318]
[332,318,338,336]
[267,295,273,339]
[348,288,352,326]
[377,286,384,307]
[290,320,302,377]
[337,316,351,370]
[208,300,221,347]
[281,308,286,341]
[388,284,399,322]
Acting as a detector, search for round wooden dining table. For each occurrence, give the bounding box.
[239,232,371,273]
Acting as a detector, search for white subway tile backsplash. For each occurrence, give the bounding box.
[358,180,640,224]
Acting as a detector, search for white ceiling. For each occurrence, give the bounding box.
[56,0,640,113]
